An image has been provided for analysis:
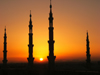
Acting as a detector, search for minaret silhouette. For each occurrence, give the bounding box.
[47,0,56,70]
[27,11,34,68]
[86,31,91,66]
[3,27,8,66]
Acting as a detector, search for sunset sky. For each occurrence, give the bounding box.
[0,0,100,63]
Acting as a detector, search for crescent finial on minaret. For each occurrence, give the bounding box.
[87,30,88,36]
[50,0,52,8]
[29,10,32,25]
[30,10,32,17]
[5,26,6,33]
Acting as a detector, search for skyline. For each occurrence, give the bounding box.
[0,0,100,63]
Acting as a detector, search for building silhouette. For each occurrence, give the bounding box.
[47,0,56,71]
[3,27,8,66]
[27,11,34,68]
[86,31,91,66]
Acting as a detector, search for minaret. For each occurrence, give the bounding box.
[86,31,91,66]
[27,11,34,67]
[47,0,56,70]
[3,27,8,66]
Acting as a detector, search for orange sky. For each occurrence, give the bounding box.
[0,0,100,63]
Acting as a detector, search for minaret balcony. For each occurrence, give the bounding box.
[29,25,33,28]
[49,17,53,20]
[3,51,7,52]
[47,56,56,60]
[48,40,55,43]
[28,44,34,47]
[28,33,33,35]
[48,27,54,30]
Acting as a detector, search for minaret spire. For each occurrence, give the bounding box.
[5,26,6,33]
[50,0,52,13]
[27,11,34,68]
[4,26,6,36]
[86,31,91,67]
[50,0,52,8]
[30,10,31,17]
[47,0,56,71]
[3,27,8,67]
[30,10,32,25]
[49,0,53,27]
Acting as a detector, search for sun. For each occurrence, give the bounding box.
[40,58,43,61]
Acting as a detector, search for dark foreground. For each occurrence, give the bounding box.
[0,62,100,75]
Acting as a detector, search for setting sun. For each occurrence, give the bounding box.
[40,58,43,61]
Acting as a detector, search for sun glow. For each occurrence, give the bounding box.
[40,58,43,61]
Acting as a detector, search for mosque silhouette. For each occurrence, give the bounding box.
[1,0,100,75]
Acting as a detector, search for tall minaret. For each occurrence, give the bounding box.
[47,0,56,70]
[27,11,34,67]
[86,31,91,65]
[3,27,8,65]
